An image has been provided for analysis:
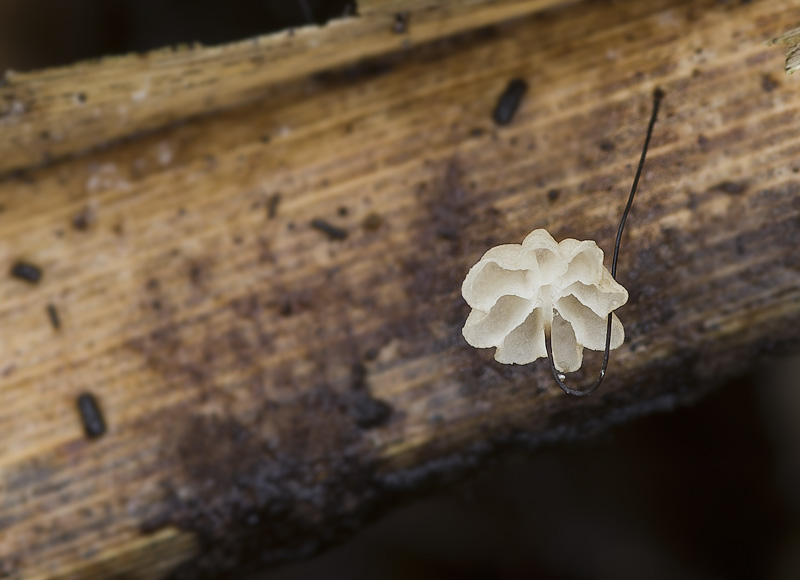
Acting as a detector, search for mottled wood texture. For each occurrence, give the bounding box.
[2,0,800,578]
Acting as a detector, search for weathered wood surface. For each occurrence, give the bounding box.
[2,0,800,578]
[0,0,565,176]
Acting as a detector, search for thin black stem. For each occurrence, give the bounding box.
[547,88,663,397]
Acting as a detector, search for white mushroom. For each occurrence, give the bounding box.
[461,229,628,373]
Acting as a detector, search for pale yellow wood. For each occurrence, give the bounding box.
[0,0,568,175]
[1,0,800,578]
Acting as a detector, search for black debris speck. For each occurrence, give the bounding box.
[10,262,42,284]
[189,264,203,285]
[492,78,528,126]
[392,12,409,34]
[77,393,106,439]
[267,193,282,219]
[47,304,61,330]
[349,392,392,429]
[599,140,615,152]
[547,189,560,202]
[72,206,95,231]
[761,73,779,93]
[311,218,348,240]
[712,181,747,195]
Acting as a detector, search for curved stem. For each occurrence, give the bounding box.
[551,87,663,396]
[546,316,611,397]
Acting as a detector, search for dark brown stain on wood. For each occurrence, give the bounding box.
[134,156,529,577]
[154,389,382,579]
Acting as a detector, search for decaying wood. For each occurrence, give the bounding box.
[0,0,565,176]
[1,0,800,578]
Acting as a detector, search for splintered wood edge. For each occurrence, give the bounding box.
[0,0,568,176]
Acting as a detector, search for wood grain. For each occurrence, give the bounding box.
[0,0,566,176]
[2,0,800,578]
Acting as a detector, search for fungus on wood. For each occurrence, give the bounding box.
[462,229,627,371]
[1,0,799,579]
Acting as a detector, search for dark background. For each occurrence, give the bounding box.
[256,370,800,580]
[2,2,799,579]
[0,0,354,73]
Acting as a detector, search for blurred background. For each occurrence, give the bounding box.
[254,363,800,580]
[0,0,354,73]
[2,2,800,579]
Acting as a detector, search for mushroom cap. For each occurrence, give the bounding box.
[461,229,628,373]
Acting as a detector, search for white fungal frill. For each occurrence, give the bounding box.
[461,229,628,373]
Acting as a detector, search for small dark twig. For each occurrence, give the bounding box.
[10,262,42,284]
[77,393,106,438]
[47,304,61,331]
[311,218,348,240]
[546,88,664,397]
[493,79,528,126]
